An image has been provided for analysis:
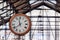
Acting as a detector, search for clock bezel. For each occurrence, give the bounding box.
[9,13,31,35]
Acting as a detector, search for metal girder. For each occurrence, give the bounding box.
[0,0,60,25]
[23,1,60,13]
[21,2,44,14]
[44,2,60,13]
[7,0,60,13]
[7,0,43,14]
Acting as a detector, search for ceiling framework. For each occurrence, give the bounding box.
[0,0,59,25]
[0,0,60,40]
[7,0,60,13]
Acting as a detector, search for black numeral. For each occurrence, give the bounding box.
[24,27,27,29]
[19,30,21,32]
[15,29,17,31]
[19,17,21,19]
[25,23,28,25]
[24,20,27,22]
[13,27,16,29]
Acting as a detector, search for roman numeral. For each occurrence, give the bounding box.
[19,30,21,32]
[13,26,17,28]
[24,20,27,22]
[19,17,21,19]
[24,27,27,29]
[15,29,17,31]
[25,23,28,25]
[13,27,16,29]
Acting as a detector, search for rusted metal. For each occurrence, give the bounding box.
[44,2,60,13]
[7,0,43,13]
[56,0,60,13]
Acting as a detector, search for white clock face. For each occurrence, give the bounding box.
[11,16,29,33]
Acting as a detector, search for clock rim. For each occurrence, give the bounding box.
[9,13,31,35]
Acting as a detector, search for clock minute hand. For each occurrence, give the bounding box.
[19,17,21,25]
[18,19,20,25]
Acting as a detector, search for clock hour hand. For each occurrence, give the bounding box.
[14,24,20,28]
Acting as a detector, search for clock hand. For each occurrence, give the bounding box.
[19,17,22,26]
[14,24,20,28]
[19,17,20,25]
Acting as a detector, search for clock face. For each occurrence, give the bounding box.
[9,13,31,35]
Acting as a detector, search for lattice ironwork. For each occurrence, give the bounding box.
[0,0,60,40]
[0,0,60,25]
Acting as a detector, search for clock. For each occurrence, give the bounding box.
[9,13,31,35]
